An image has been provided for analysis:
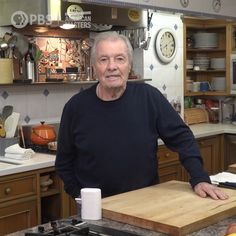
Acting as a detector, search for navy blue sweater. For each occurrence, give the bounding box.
[55,82,210,198]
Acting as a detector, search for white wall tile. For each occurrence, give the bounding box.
[144,12,184,112]
[25,86,47,122]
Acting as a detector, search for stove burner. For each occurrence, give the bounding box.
[25,219,140,236]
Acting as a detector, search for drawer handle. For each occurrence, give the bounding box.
[5,187,11,195]
[165,153,170,158]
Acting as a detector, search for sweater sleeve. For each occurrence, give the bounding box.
[153,91,211,188]
[55,100,81,198]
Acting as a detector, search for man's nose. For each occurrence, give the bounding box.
[107,58,118,69]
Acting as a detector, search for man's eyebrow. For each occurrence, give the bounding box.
[98,53,127,58]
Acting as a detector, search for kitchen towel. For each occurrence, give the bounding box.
[4,144,35,160]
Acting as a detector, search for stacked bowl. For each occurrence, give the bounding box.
[193,54,210,70]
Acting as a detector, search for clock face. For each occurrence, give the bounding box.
[160,32,176,58]
[180,0,189,8]
[156,28,177,63]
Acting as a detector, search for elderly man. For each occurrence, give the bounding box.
[55,31,228,200]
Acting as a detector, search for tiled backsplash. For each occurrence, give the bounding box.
[144,12,184,114]
[0,12,184,126]
[0,84,87,125]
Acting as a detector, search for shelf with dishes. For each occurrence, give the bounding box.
[183,17,230,96]
[186,69,226,73]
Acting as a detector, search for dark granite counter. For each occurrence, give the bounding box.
[7,215,236,236]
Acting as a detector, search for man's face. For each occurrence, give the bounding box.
[93,38,131,89]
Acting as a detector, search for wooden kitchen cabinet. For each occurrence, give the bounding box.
[0,172,38,235]
[231,24,236,52]
[158,135,224,183]
[157,145,182,183]
[198,135,223,174]
[38,167,65,223]
[0,167,69,235]
[183,18,231,96]
[224,134,236,169]
[181,135,224,181]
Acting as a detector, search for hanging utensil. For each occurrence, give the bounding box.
[139,10,153,50]
[4,34,17,58]
[0,117,6,138]
[1,105,13,121]
[0,38,8,58]
[13,32,29,59]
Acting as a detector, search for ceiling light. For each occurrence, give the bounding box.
[60,23,76,30]
[34,27,49,33]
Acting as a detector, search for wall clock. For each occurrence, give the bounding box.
[155,28,177,64]
[180,0,189,8]
[212,0,221,13]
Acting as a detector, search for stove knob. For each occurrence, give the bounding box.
[38,226,45,233]
[72,218,79,225]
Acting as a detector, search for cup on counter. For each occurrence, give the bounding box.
[75,188,102,220]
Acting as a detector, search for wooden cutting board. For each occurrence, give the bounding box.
[102,181,236,236]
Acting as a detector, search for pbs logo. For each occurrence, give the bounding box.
[11,11,28,28]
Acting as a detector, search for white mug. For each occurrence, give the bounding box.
[75,188,102,220]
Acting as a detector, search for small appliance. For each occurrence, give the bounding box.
[221,97,235,124]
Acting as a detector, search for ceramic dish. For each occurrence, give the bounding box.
[193,32,218,48]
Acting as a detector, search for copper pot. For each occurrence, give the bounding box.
[31,121,56,145]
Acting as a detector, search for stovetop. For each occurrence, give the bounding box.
[25,219,140,236]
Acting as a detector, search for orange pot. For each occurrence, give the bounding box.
[31,121,56,145]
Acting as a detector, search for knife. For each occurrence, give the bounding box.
[218,182,236,189]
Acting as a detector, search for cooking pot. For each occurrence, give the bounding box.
[31,121,56,145]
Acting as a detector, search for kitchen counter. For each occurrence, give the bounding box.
[7,215,236,236]
[0,123,236,176]
[158,122,236,145]
[189,123,236,138]
[0,153,55,176]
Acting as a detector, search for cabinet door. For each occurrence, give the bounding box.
[198,136,221,175]
[157,145,182,183]
[69,196,78,216]
[224,135,236,169]
[182,135,222,181]
[0,198,37,235]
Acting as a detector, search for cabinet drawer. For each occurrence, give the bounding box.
[157,146,179,164]
[0,175,37,202]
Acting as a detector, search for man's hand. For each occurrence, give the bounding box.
[194,182,229,200]
[225,223,236,235]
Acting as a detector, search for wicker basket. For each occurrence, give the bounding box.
[184,108,209,125]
